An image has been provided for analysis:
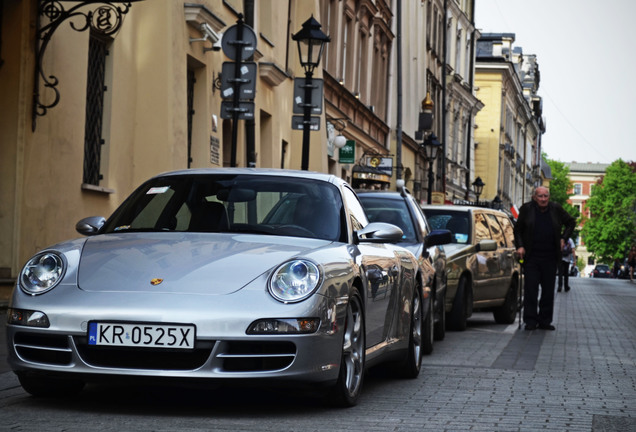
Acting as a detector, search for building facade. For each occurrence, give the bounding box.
[473,33,544,210]
[443,0,483,203]
[0,1,533,283]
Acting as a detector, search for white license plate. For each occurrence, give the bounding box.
[88,322,196,349]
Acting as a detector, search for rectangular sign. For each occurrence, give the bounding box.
[366,156,393,175]
[220,62,257,100]
[293,78,323,114]
[339,140,355,164]
[88,322,195,349]
[221,101,255,120]
[292,115,321,131]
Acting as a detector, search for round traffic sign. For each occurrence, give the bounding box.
[221,23,257,61]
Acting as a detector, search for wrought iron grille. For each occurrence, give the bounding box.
[187,68,195,168]
[83,31,110,185]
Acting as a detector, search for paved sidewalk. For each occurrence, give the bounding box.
[414,277,636,431]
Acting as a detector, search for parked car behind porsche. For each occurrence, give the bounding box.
[7,168,426,407]
[357,188,452,346]
[421,205,521,331]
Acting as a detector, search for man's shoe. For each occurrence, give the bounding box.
[565,286,570,292]
[525,324,537,331]
[539,324,556,330]
[557,287,562,292]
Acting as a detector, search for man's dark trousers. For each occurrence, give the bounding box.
[523,257,558,326]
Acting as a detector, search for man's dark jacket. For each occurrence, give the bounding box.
[513,200,576,263]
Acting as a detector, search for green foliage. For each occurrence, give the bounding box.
[581,160,636,262]
[546,157,580,224]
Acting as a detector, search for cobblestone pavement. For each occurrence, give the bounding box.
[1,278,635,431]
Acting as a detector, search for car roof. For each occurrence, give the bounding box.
[151,168,345,187]
[421,204,509,216]
[356,190,408,200]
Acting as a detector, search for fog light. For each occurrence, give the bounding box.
[247,318,320,334]
[7,308,50,328]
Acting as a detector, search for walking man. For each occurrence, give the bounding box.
[513,186,576,331]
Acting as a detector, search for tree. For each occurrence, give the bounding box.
[546,156,580,224]
[581,160,636,263]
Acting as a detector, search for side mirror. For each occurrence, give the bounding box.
[356,222,403,244]
[475,239,497,252]
[76,216,106,236]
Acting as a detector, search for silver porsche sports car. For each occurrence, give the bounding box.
[7,168,427,406]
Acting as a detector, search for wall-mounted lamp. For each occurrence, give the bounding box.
[327,116,348,149]
[334,135,347,149]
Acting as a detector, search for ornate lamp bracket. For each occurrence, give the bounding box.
[32,0,140,131]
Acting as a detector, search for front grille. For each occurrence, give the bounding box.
[217,341,296,372]
[14,332,73,366]
[75,338,214,370]
[13,333,298,374]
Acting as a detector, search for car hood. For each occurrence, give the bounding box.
[77,232,331,295]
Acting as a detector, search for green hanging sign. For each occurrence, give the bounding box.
[339,140,355,164]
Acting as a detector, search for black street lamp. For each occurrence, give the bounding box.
[472,177,485,205]
[492,195,502,210]
[292,16,330,170]
[423,133,442,204]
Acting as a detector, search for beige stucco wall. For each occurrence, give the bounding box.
[0,0,328,277]
[474,72,503,200]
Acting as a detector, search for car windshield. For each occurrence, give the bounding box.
[422,209,470,244]
[358,197,417,242]
[596,265,609,271]
[102,174,345,241]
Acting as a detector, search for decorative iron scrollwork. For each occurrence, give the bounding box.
[32,1,141,131]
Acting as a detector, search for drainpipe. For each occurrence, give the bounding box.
[441,0,448,201]
[395,0,403,186]
[465,20,477,199]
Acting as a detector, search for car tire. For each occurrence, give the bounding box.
[433,288,446,341]
[17,372,84,398]
[493,278,518,324]
[328,288,365,407]
[393,283,426,379]
[447,277,468,331]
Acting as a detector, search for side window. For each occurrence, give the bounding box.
[343,187,368,232]
[496,215,515,248]
[486,213,506,247]
[473,213,492,243]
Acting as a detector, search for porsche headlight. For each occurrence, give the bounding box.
[20,252,66,295]
[269,260,321,303]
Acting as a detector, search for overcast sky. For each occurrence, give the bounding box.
[474,0,635,164]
